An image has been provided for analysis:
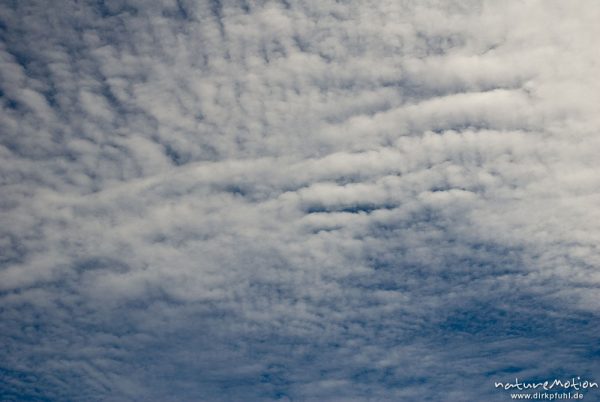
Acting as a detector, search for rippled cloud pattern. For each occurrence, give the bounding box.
[1,1,600,401]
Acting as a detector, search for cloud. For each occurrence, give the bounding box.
[1,0,600,400]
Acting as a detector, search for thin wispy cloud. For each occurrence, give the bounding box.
[1,1,599,401]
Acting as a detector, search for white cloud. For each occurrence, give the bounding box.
[1,0,600,400]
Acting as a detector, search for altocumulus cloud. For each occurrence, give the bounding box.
[1,1,600,401]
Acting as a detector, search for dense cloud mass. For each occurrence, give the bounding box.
[1,0,600,400]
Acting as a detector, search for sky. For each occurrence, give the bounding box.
[1,0,600,401]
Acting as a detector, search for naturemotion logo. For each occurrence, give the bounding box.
[494,377,598,400]
[494,377,598,392]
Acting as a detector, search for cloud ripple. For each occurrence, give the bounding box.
[1,1,600,401]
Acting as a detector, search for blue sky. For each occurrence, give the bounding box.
[1,0,600,401]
